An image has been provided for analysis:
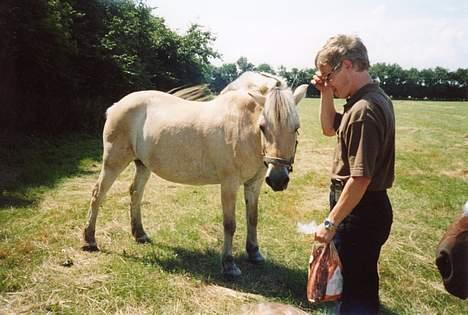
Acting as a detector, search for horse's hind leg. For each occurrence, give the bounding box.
[244,178,265,264]
[129,160,151,243]
[83,144,132,251]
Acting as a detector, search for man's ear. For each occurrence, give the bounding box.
[293,84,309,105]
[248,92,266,106]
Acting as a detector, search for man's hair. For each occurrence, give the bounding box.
[315,34,370,71]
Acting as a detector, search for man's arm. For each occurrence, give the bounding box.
[319,89,337,136]
[314,176,371,243]
[311,73,337,136]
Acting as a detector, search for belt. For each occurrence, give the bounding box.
[331,178,386,195]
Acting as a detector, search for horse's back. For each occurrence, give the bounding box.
[221,71,288,95]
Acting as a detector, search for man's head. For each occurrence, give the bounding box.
[315,35,371,98]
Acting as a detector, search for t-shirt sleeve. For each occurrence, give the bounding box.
[333,113,343,132]
[346,119,380,177]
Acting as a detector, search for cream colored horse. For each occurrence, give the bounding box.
[82,72,308,278]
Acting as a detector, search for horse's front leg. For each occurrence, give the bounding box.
[220,181,241,279]
[244,178,266,264]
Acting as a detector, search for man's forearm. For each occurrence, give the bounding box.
[328,176,371,226]
[319,90,337,136]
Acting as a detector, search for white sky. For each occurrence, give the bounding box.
[147,0,468,71]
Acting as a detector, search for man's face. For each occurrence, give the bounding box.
[319,60,351,98]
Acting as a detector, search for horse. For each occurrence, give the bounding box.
[435,202,468,299]
[82,71,309,278]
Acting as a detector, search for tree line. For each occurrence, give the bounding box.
[208,57,468,101]
[1,0,467,134]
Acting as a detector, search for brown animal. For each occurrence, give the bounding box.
[82,71,308,279]
[435,202,468,299]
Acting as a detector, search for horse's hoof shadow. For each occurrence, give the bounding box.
[135,235,152,244]
[82,244,99,252]
[247,250,266,265]
[223,270,242,281]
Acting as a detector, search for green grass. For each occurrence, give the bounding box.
[1,99,467,314]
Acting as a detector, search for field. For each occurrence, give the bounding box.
[1,99,467,314]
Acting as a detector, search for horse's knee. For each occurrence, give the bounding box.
[223,220,236,235]
[247,211,258,227]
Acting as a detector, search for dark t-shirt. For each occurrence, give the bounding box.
[332,83,395,191]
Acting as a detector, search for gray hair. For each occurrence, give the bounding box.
[315,34,370,71]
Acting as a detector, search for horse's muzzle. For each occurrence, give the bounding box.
[436,234,468,299]
[265,164,290,191]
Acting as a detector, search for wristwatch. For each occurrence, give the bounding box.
[323,218,336,231]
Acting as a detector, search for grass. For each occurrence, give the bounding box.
[1,99,467,314]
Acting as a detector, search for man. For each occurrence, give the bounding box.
[311,34,395,314]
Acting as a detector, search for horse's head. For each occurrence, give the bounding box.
[249,84,308,191]
[436,202,468,299]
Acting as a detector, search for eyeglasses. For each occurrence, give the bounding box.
[324,62,343,82]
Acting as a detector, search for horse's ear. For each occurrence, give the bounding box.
[293,84,309,106]
[248,92,266,106]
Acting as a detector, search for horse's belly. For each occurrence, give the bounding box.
[142,135,226,185]
[151,158,221,185]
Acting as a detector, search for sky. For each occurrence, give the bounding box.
[147,0,468,71]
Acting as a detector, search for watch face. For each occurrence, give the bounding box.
[324,219,334,230]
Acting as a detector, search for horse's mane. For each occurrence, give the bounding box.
[167,84,212,101]
[263,87,299,130]
[221,71,298,130]
[220,71,288,96]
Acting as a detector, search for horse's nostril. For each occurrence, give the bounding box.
[436,250,452,279]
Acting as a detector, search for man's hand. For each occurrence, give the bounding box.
[311,71,333,94]
[314,223,336,244]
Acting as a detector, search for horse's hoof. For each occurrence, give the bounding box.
[222,256,242,280]
[135,234,152,244]
[82,243,99,252]
[247,247,266,265]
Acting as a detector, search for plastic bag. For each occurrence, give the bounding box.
[307,241,343,303]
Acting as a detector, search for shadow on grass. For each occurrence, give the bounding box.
[117,243,400,314]
[0,133,102,209]
[119,243,336,314]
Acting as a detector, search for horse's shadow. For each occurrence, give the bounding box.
[119,243,335,313]
[117,243,400,314]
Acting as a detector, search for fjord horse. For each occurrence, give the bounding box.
[82,72,308,278]
[436,202,468,299]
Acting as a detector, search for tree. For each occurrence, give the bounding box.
[256,63,276,74]
[208,63,238,92]
[0,0,220,133]
[236,56,255,73]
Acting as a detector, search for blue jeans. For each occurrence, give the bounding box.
[330,185,393,315]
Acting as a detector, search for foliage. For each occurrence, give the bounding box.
[0,0,219,134]
[236,56,255,73]
[369,63,468,100]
